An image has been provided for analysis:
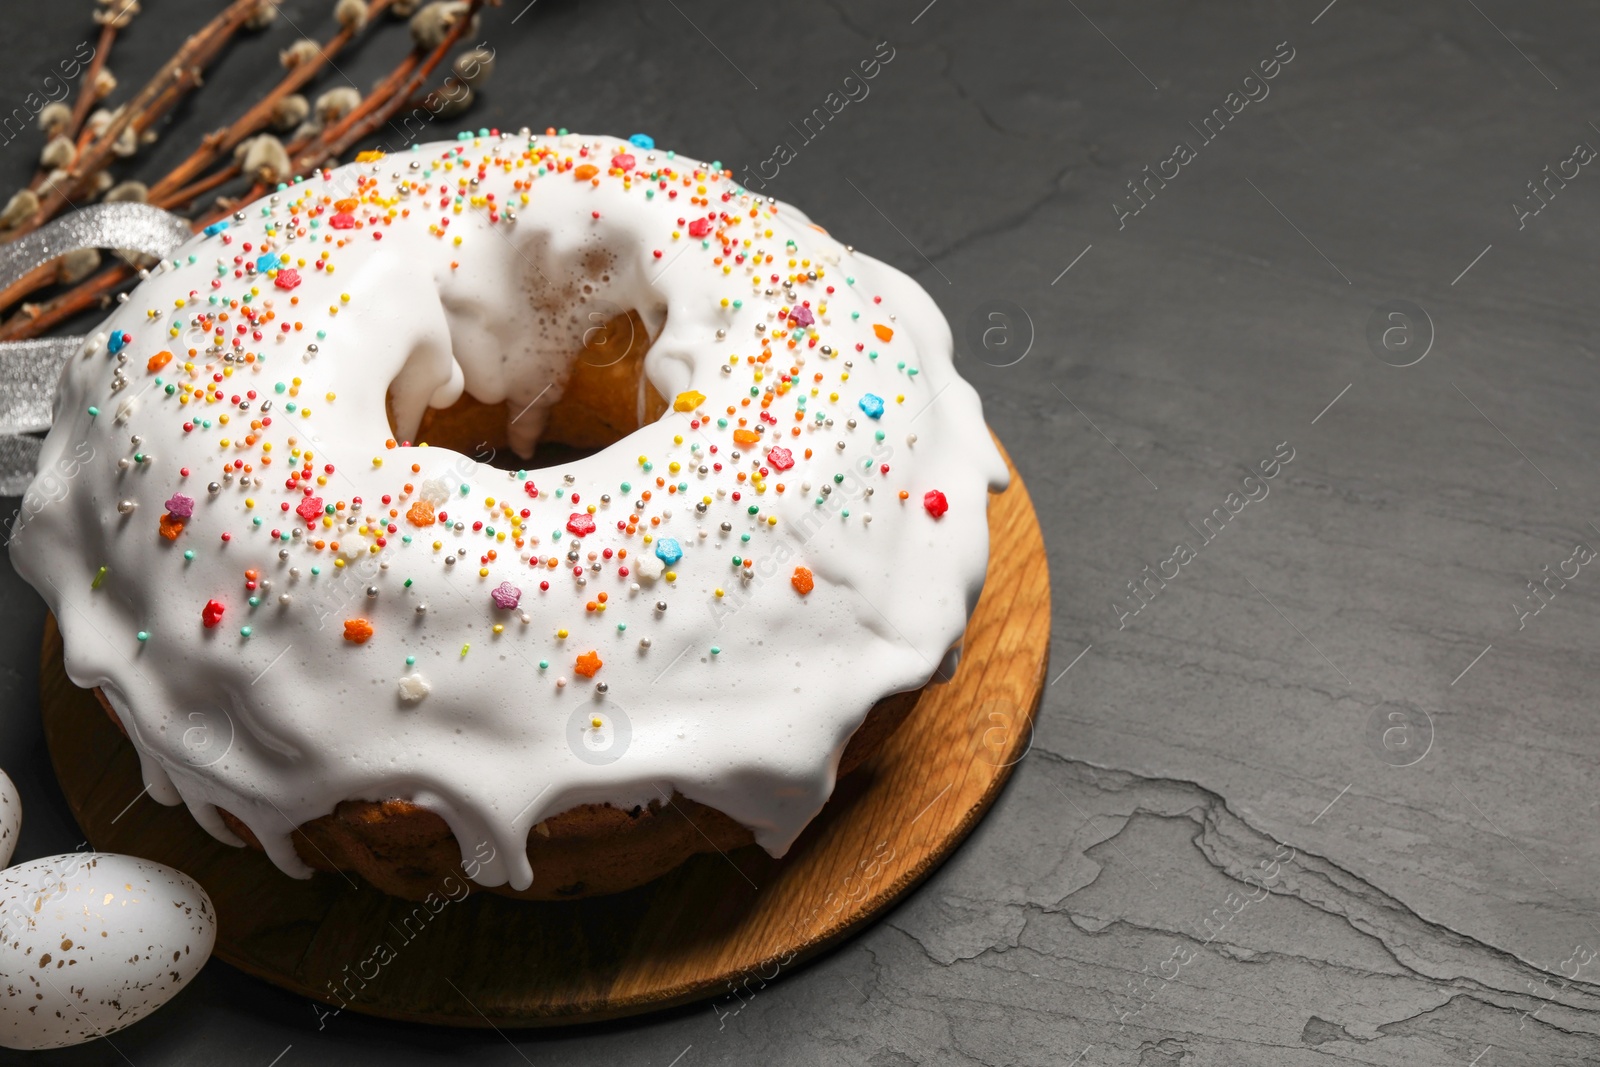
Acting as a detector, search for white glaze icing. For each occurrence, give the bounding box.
[11,131,1007,891]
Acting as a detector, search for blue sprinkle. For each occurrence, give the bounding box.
[203,221,230,237]
[255,252,278,274]
[107,331,129,355]
[858,393,885,419]
[655,537,683,566]
[629,133,655,149]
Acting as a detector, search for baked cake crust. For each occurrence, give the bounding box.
[95,686,919,900]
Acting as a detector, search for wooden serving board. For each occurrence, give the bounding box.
[40,439,1049,1027]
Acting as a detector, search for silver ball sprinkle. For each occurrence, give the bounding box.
[445,555,456,566]
[416,603,428,615]
[116,499,137,514]
[596,682,609,694]
[639,637,652,649]
[279,593,292,604]
[208,481,221,494]
[656,600,668,612]
[366,586,379,598]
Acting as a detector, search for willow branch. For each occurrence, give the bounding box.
[146,0,397,204]
[8,0,261,242]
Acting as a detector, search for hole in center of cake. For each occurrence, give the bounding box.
[387,305,665,471]
[383,239,672,469]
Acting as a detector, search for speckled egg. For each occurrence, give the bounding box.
[0,770,16,867]
[0,853,215,1050]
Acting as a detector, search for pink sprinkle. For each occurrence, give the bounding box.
[766,446,795,471]
[923,490,949,518]
[688,217,712,238]
[274,268,302,291]
[491,581,522,610]
[566,513,596,537]
[164,493,195,519]
[613,153,636,171]
[789,305,814,328]
[330,213,356,229]
[296,496,323,522]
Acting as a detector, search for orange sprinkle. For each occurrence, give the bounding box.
[343,618,374,644]
[147,350,173,373]
[575,650,603,677]
[792,566,814,595]
[873,324,894,342]
[406,500,436,527]
[158,514,184,540]
[573,164,599,181]
[733,428,761,446]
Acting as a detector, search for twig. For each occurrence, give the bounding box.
[9,0,262,241]
[152,163,241,212]
[299,1,484,170]
[0,264,134,341]
[0,0,504,339]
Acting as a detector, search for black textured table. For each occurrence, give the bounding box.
[4,1,1599,1063]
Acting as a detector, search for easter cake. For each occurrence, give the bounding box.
[12,130,1007,901]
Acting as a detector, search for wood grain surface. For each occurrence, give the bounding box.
[38,438,1049,1028]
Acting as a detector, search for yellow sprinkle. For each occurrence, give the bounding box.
[478,567,489,577]
[664,570,677,582]
[715,588,725,597]
[591,716,603,728]
[493,623,504,634]
[557,628,569,638]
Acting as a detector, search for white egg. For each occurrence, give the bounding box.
[0,853,215,1050]
[0,770,17,867]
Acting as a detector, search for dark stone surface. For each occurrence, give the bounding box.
[3,0,1599,1063]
